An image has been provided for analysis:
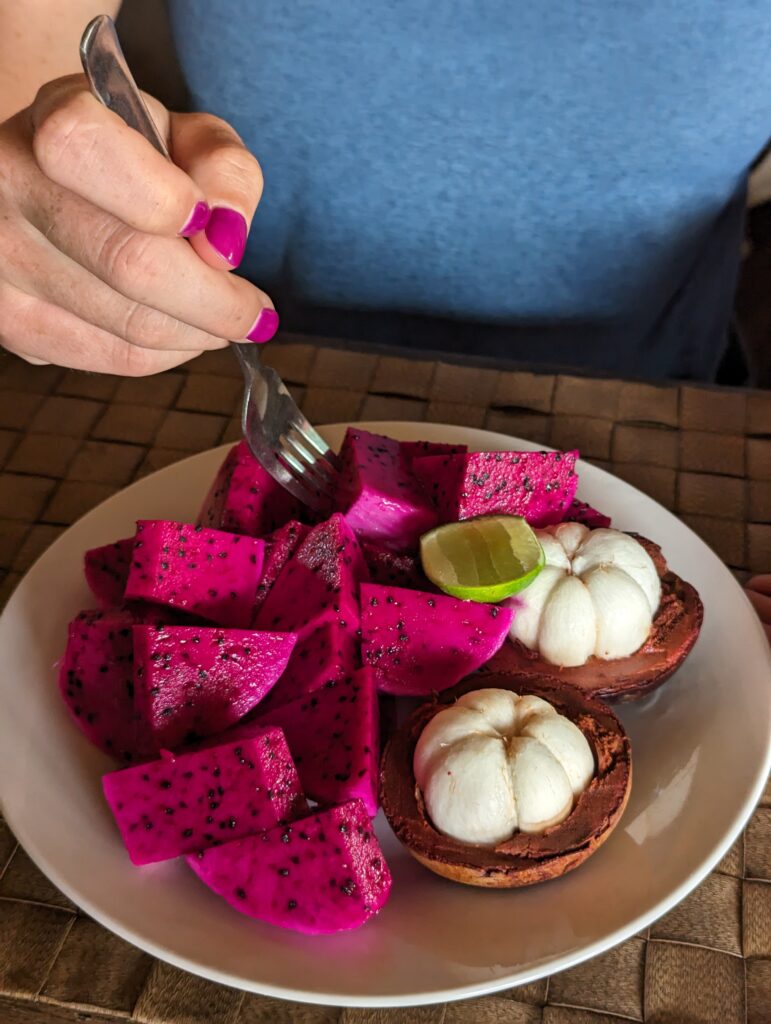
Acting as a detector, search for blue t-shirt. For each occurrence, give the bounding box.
[168,1,771,379]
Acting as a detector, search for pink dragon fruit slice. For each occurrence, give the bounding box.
[102,727,307,865]
[399,439,468,468]
[59,610,156,763]
[198,440,305,536]
[361,540,428,589]
[254,513,367,640]
[252,520,311,615]
[414,449,580,527]
[124,520,265,629]
[186,798,391,933]
[333,428,437,551]
[132,625,297,749]
[256,668,379,815]
[360,583,514,696]
[84,538,133,607]
[262,620,359,710]
[566,498,611,529]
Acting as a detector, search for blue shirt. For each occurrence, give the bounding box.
[168,1,771,379]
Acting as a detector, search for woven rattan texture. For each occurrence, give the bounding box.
[0,341,769,1023]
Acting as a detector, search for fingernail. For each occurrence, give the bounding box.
[179,201,211,237]
[245,308,279,344]
[205,206,247,267]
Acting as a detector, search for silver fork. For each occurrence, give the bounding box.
[80,14,340,512]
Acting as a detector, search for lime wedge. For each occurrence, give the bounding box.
[420,515,545,603]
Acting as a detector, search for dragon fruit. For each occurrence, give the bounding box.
[361,540,427,589]
[414,449,580,527]
[399,439,468,468]
[102,727,306,865]
[360,583,514,695]
[333,428,437,551]
[262,620,359,710]
[84,538,133,607]
[256,668,379,815]
[187,798,392,934]
[252,520,311,615]
[198,441,305,536]
[132,625,297,749]
[59,609,154,763]
[566,498,612,529]
[124,520,265,629]
[254,514,368,640]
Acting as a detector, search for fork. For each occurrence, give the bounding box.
[79,14,340,513]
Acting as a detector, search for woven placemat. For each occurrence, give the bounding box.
[0,341,769,1024]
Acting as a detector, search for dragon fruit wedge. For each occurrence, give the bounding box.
[256,668,379,815]
[133,625,297,749]
[59,610,162,764]
[198,440,305,537]
[413,449,580,527]
[333,428,437,551]
[252,520,311,615]
[566,498,612,529]
[361,540,428,589]
[254,513,367,640]
[102,727,307,865]
[187,798,392,934]
[84,538,133,607]
[262,620,359,710]
[124,520,265,629]
[399,439,468,468]
[360,583,514,696]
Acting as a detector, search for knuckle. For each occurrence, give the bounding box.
[122,302,177,350]
[98,226,168,293]
[114,341,165,377]
[32,91,99,174]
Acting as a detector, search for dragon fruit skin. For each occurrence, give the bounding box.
[399,440,468,468]
[124,521,265,629]
[261,620,359,710]
[252,520,310,616]
[256,668,380,815]
[360,583,514,696]
[333,428,437,552]
[186,798,391,934]
[102,727,307,866]
[132,625,297,749]
[361,540,428,589]
[198,441,305,537]
[254,513,368,641]
[566,498,612,529]
[59,610,155,764]
[84,538,133,607]
[414,449,580,527]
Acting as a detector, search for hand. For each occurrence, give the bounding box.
[746,575,771,643]
[0,75,278,376]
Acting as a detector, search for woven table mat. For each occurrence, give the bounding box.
[0,339,769,1024]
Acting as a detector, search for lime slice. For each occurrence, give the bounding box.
[420,515,544,603]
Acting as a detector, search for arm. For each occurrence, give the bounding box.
[0,0,121,120]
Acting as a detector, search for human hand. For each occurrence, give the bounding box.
[0,75,278,376]
[746,575,771,643]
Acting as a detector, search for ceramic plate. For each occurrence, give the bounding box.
[0,422,768,1007]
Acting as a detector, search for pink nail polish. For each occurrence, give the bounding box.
[245,308,279,344]
[205,207,248,267]
[179,201,211,237]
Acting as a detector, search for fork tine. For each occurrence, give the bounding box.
[280,435,336,498]
[285,428,338,485]
[290,415,341,468]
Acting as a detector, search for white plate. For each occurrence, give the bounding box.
[0,422,769,1008]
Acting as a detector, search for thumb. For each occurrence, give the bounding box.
[170,112,263,270]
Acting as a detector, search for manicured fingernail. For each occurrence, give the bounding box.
[205,206,247,267]
[245,308,279,343]
[179,201,211,237]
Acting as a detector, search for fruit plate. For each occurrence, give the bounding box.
[0,422,769,1008]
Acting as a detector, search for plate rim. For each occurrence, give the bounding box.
[1,421,769,1008]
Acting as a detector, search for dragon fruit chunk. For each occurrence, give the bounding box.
[102,727,307,865]
[198,441,305,537]
[261,620,359,710]
[252,520,311,615]
[124,520,265,629]
[59,610,154,763]
[399,439,468,469]
[84,538,133,607]
[566,498,612,529]
[361,540,428,589]
[414,449,580,528]
[187,798,391,934]
[133,625,297,749]
[360,583,514,696]
[333,428,437,551]
[256,668,379,815]
[254,513,367,640]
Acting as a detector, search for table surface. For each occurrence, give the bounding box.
[0,340,769,1024]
